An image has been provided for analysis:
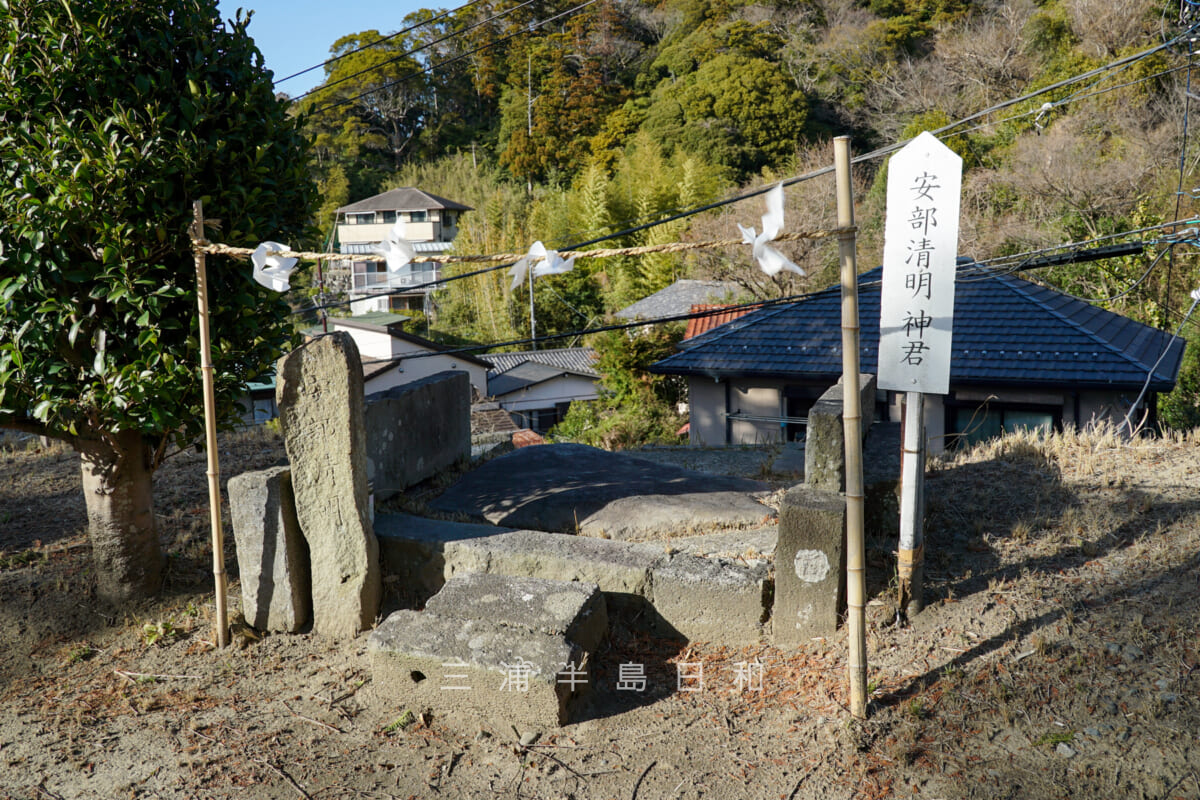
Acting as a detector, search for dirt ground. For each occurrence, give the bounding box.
[1,426,1198,800]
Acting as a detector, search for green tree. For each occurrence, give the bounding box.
[642,55,808,180]
[551,325,687,449]
[0,0,314,602]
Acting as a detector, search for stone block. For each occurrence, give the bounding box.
[277,332,381,638]
[430,443,772,540]
[442,530,663,605]
[374,512,513,604]
[365,372,470,501]
[369,610,591,729]
[649,554,769,644]
[804,373,877,493]
[666,527,776,566]
[774,485,846,644]
[424,573,608,652]
[228,466,310,632]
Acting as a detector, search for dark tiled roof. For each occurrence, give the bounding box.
[615,280,743,320]
[336,187,473,214]
[481,347,598,376]
[653,267,1185,392]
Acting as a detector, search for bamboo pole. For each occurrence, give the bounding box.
[897,391,926,617]
[192,200,230,649]
[834,137,868,719]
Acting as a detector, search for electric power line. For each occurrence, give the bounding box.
[273,0,489,88]
[294,0,542,103]
[283,22,1200,318]
[307,0,599,117]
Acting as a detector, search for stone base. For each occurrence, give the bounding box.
[369,574,606,729]
[651,554,769,644]
[773,485,846,645]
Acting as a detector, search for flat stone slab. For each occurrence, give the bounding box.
[424,573,607,652]
[443,530,665,602]
[665,526,777,566]
[371,575,606,728]
[369,611,590,728]
[442,530,772,645]
[374,513,512,602]
[650,553,769,645]
[430,443,775,540]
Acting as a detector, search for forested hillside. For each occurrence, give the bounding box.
[288,0,1200,433]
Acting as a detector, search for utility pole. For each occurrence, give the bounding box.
[526,51,534,195]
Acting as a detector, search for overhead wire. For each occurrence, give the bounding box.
[1121,291,1199,433]
[1166,38,1198,323]
[293,0,542,103]
[277,20,1200,322]
[273,0,488,88]
[307,0,600,117]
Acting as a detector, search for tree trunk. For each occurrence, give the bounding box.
[78,430,164,603]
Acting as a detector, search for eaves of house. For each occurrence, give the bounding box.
[487,360,599,398]
[335,187,473,214]
[652,266,1185,393]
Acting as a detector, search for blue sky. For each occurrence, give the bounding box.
[217,0,435,97]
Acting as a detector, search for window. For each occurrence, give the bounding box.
[346,212,375,225]
[408,210,427,223]
[381,210,397,224]
[948,401,1059,448]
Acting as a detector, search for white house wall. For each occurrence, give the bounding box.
[366,356,487,397]
[495,374,599,412]
[328,325,396,361]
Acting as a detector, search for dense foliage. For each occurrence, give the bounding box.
[0,0,315,598]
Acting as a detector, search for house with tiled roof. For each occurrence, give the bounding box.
[652,266,1186,451]
[317,316,492,398]
[331,187,473,315]
[614,280,744,321]
[479,347,600,434]
[683,304,761,341]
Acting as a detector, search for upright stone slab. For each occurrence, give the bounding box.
[277,332,381,638]
[228,466,310,632]
[364,371,470,501]
[804,373,877,493]
[774,484,846,644]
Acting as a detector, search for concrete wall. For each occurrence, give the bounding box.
[364,371,471,501]
[687,377,726,445]
[686,378,790,445]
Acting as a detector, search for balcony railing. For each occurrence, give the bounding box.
[351,269,441,293]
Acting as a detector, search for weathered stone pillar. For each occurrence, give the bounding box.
[229,466,310,633]
[804,373,877,493]
[276,332,381,638]
[773,484,846,645]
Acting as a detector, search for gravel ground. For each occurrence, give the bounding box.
[0,427,1198,799]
